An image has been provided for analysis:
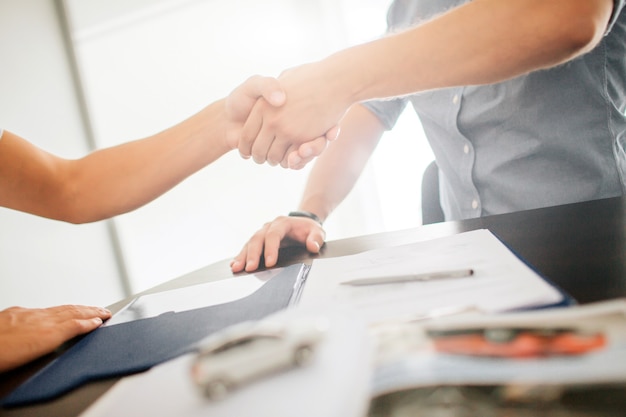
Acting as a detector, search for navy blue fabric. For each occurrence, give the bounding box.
[2,265,303,407]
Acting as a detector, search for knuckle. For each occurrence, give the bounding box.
[247,74,262,84]
[239,135,253,149]
[64,305,83,314]
[69,318,93,333]
[252,155,266,164]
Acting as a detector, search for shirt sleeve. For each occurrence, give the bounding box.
[361,97,409,131]
[607,0,625,33]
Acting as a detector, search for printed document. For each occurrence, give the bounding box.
[299,229,567,324]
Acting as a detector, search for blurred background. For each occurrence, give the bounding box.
[0,0,433,310]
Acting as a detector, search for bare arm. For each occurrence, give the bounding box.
[298,105,386,223]
[0,76,301,223]
[238,0,615,163]
[330,0,612,100]
[0,102,230,223]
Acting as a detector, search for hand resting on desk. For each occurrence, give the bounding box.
[231,216,326,273]
[0,305,111,373]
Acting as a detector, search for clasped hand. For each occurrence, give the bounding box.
[227,61,350,169]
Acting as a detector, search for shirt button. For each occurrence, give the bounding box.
[463,144,469,154]
[452,94,460,105]
[472,199,478,210]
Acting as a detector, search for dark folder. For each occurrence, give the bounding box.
[1,263,308,407]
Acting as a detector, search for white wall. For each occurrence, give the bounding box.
[0,0,125,309]
[64,0,420,294]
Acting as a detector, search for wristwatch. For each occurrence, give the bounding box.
[288,210,323,225]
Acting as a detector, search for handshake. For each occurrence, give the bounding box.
[225,60,353,170]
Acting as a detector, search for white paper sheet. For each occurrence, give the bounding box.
[300,229,566,324]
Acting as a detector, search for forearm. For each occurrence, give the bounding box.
[298,105,385,222]
[65,99,231,223]
[323,0,613,103]
[0,99,231,223]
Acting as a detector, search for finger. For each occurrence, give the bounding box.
[250,119,277,165]
[281,144,299,169]
[231,225,272,273]
[300,135,329,159]
[285,124,338,169]
[58,317,105,340]
[263,134,292,168]
[261,224,289,268]
[255,77,286,107]
[325,125,341,141]
[266,132,296,166]
[225,76,256,116]
[286,151,302,169]
[286,136,328,169]
[226,75,283,150]
[240,75,286,107]
[230,242,253,273]
[267,146,289,167]
[49,305,111,321]
[305,228,326,253]
[243,228,270,272]
[239,100,265,159]
[229,75,285,111]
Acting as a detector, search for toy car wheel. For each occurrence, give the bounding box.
[203,379,230,401]
[293,345,314,366]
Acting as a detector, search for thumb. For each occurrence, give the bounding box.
[305,231,325,254]
[325,125,341,141]
[262,82,286,107]
[246,75,286,107]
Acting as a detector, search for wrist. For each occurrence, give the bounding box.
[323,43,382,105]
[316,53,364,109]
[288,210,323,225]
[217,98,238,151]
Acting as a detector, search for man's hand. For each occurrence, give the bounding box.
[230,216,326,273]
[226,75,339,169]
[225,75,286,150]
[0,305,111,372]
[234,63,349,168]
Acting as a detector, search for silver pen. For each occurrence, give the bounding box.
[340,268,474,286]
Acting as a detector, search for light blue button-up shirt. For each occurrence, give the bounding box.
[364,0,626,221]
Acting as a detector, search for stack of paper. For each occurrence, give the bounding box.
[299,229,570,324]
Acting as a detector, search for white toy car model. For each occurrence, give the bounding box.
[190,317,328,400]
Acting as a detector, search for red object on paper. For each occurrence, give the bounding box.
[430,327,606,358]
